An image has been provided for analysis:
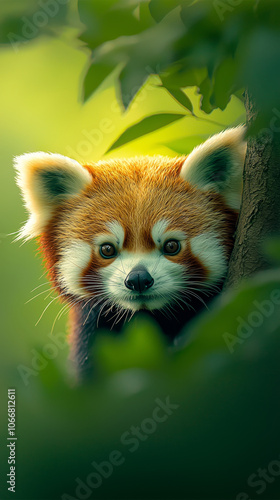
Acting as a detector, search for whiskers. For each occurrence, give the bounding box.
[80,273,134,330]
[154,270,222,320]
[27,262,222,336]
[26,278,79,332]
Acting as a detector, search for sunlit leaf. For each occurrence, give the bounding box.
[106,112,186,152]
[161,86,194,113]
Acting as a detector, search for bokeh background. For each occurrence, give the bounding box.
[0,2,280,500]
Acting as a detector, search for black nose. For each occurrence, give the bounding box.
[124,265,154,293]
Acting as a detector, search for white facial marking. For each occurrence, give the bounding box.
[93,221,125,250]
[97,219,189,312]
[160,229,187,244]
[59,228,226,312]
[190,232,227,283]
[151,219,187,248]
[58,240,92,297]
[100,249,184,311]
[151,219,170,244]
[106,221,125,248]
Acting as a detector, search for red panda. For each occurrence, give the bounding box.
[14,127,246,380]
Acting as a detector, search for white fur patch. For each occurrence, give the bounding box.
[14,152,92,240]
[93,221,125,250]
[151,219,169,244]
[100,250,185,311]
[190,232,227,283]
[57,240,92,298]
[106,221,125,248]
[151,219,187,248]
[57,232,226,311]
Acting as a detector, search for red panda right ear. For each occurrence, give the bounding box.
[14,152,92,241]
[180,126,246,209]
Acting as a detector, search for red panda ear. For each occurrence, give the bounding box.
[180,126,246,209]
[14,152,92,240]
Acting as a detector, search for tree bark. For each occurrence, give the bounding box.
[225,91,280,288]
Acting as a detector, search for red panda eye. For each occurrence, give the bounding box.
[163,240,181,255]
[100,244,117,259]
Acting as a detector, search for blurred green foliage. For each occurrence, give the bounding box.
[0,1,279,499]
[78,0,280,134]
[0,0,69,47]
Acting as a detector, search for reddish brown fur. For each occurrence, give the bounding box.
[37,155,238,297]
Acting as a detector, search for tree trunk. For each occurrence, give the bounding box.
[225,91,280,288]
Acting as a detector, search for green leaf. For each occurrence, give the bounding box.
[95,314,167,374]
[263,237,280,264]
[118,63,150,109]
[199,76,216,114]
[116,7,186,109]
[106,112,186,152]
[0,0,69,46]
[82,60,116,102]
[212,57,239,110]
[175,267,280,365]
[161,86,194,114]
[78,0,154,51]
[160,66,207,91]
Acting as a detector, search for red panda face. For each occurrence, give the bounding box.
[51,159,238,313]
[14,128,246,315]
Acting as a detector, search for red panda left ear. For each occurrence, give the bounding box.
[180,126,246,209]
[14,152,92,240]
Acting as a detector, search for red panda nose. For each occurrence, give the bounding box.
[124,265,154,293]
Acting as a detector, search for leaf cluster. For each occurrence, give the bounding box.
[78,0,280,133]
